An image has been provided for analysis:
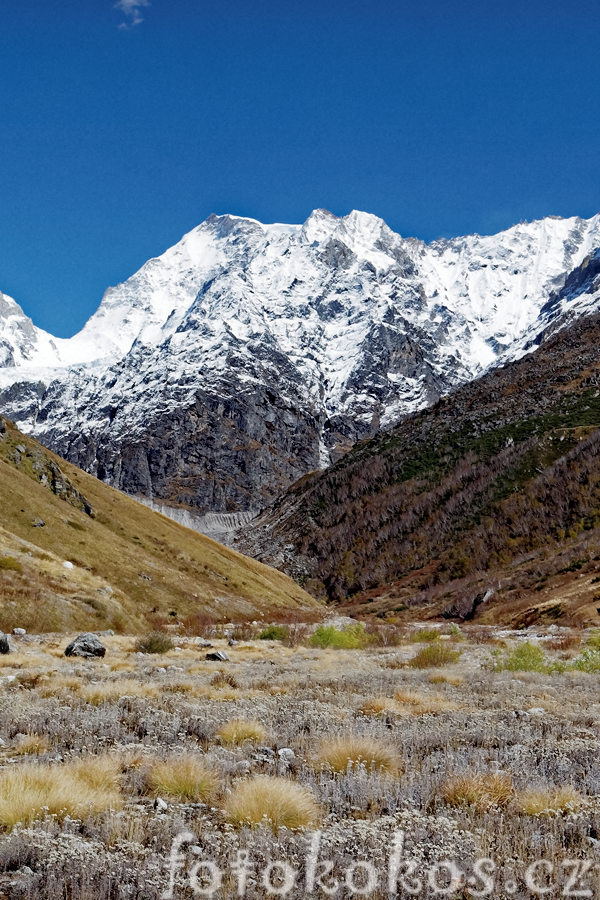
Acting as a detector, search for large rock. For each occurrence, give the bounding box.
[64,633,106,658]
[0,633,9,655]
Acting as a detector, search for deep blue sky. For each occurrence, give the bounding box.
[1,0,599,336]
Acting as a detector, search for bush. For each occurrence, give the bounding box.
[492,642,563,673]
[410,628,440,643]
[409,642,461,668]
[315,736,403,777]
[569,647,600,673]
[134,631,174,654]
[585,630,600,650]
[225,776,321,829]
[147,755,218,802]
[309,623,366,649]
[258,625,289,641]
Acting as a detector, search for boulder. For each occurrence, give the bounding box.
[0,633,10,655]
[205,650,229,662]
[64,633,106,659]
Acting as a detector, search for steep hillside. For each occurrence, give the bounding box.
[0,210,599,518]
[238,310,600,626]
[0,416,319,633]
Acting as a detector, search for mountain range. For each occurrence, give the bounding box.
[1,209,599,526]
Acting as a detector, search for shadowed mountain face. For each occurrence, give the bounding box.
[0,211,599,516]
[237,310,600,626]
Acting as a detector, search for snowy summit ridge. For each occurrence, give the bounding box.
[1,208,599,514]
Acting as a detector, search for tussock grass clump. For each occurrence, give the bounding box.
[134,631,174,654]
[409,642,461,668]
[360,696,400,717]
[441,773,514,811]
[515,786,581,816]
[0,555,23,573]
[210,670,239,689]
[225,776,321,829]
[316,736,403,777]
[0,755,122,829]
[217,719,267,746]
[394,689,459,715]
[80,680,159,704]
[12,733,50,756]
[147,755,218,802]
[309,623,366,649]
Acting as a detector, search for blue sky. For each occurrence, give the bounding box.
[1,0,599,336]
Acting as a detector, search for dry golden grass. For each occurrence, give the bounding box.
[515,786,582,816]
[428,673,464,686]
[0,755,122,829]
[12,733,50,756]
[316,736,403,777]
[147,755,219,802]
[216,719,267,746]
[394,689,459,715]
[225,776,321,829]
[440,773,514,811]
[360,696,402,717]
[0,414,319,633]
[79,680,159,705]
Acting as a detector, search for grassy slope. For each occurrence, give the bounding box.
[240,313,600,626]
[0,416,319,633]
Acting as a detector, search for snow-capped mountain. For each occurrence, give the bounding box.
[0,209,599,514]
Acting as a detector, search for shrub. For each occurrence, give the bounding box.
[492,642,563,673]
[258,625,289,641]
[441,773,514,811]
[147,755,218,802]
[410,628,440,643]
[217,719,267,746]
[134,631,174,654]
[569,647,600,673]
[309,623,366,650]
[225,776,321,829]
[409,643,461,668]
[515,786,581,816]
[0,755,122,829]
[585,631,600,650]
[316,736,403,777]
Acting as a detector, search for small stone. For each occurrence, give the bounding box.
[32,518,45,528]
[154,797,168,812]
[228,639,239,646]
[12,628,26,636]
[278,748,295,762]
[0,633,10,655]
[527,707,546,716]
[62,561,74,570]
[206,650,229,662]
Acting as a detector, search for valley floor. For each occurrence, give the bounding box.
[0,625,599,899]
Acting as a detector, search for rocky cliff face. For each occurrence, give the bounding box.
[0,210,599,514]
